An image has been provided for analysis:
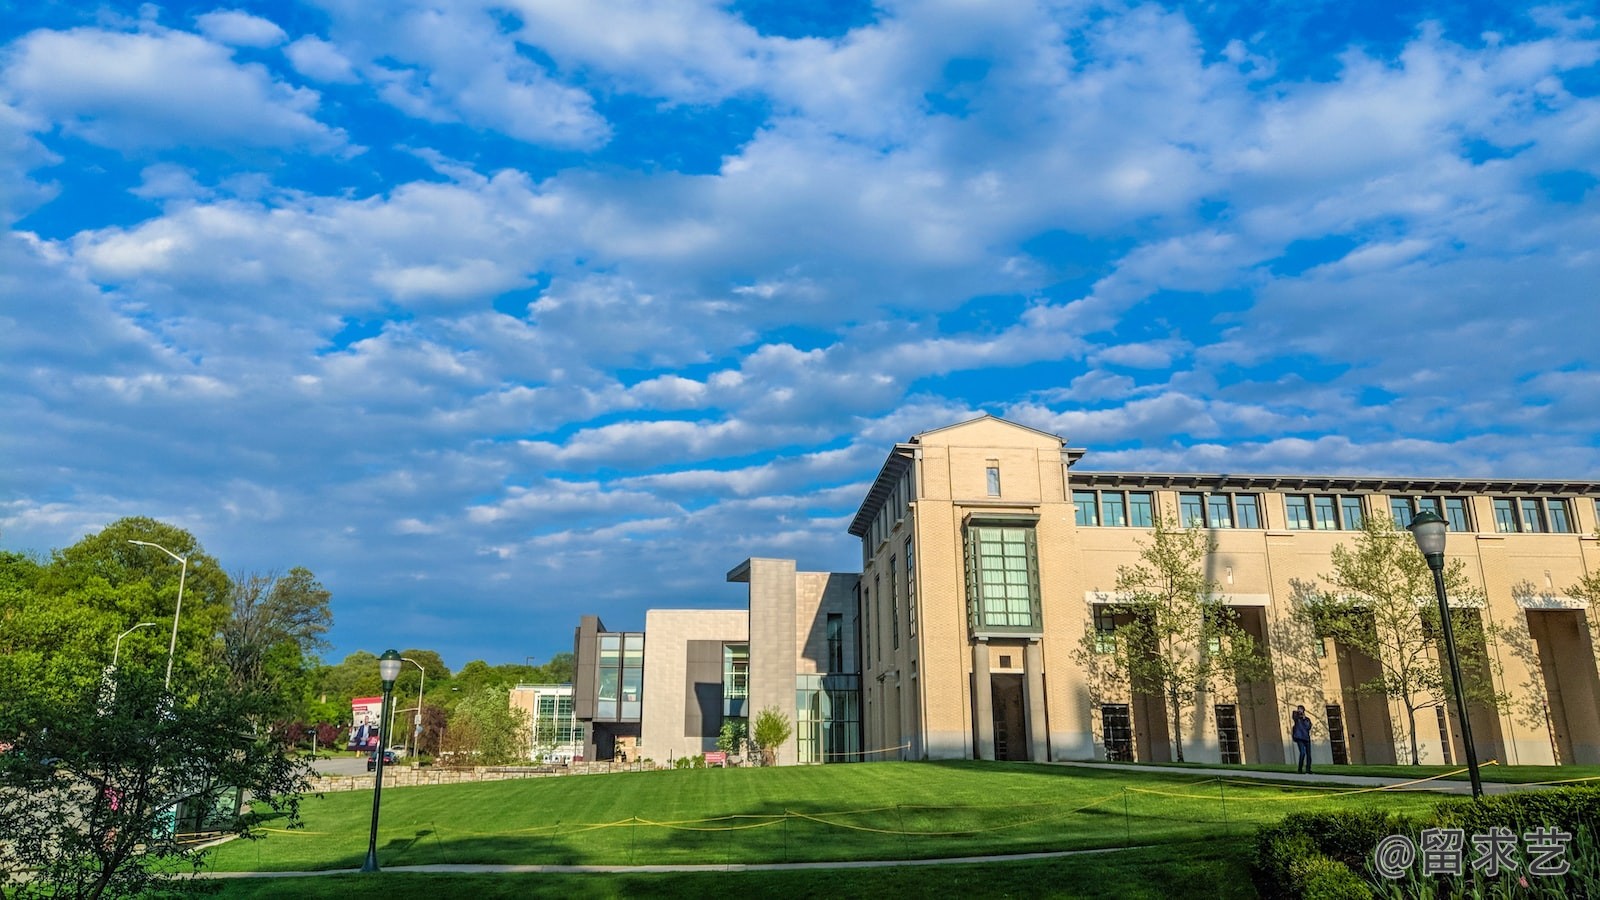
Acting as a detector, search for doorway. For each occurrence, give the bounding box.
[991,674,1028,761]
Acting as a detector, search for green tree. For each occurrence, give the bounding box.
[441,685,529,765]
[752,706,792,766]
[1,519,228,706]
[1096,513,1269,763]
[0,667,314,899]
[218,567,333,718]
[1294,515,1497,765]
[717,718,748,756]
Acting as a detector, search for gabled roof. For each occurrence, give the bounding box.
[911,412,1064,444]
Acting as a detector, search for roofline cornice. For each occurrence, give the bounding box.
[1070,471,1600,494]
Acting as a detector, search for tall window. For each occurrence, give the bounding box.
[826,614,844,672]
[1520,498,1546,533]
[1093,606,1117,654]
[888,557,900,651]
[1179,493,1205,527]
[1548,500,1572,533]
[1102,492,1128,527]
[723,643,749,711]
[874,574,883,662]
[964,523,1041,633]
[622,634,644,719]
[1341,495,1365,530]
[1444,497,1470,532]
[1235,494,1261,529]
[904,537,916,636]
[1390,497,1414,528]
[862,586,871,669]
[1285,495,1312,530]
[1129,492,1154,527]
[597,635,620,719]
[1073,490,1098,526]
[1313,495,1339,530]
[1493,498,1518,533]
[1207,494,1234,528]
[986,463,1001,496]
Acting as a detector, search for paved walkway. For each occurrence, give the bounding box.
[1051,760,1541,795]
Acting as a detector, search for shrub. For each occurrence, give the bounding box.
[1254,810,1410,899]
[1254,788,1600,900]
[1293,853,1372,900]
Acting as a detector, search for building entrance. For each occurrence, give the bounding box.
[991,674,1028,761]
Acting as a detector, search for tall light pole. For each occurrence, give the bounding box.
[1407,510,1484,800]
[362,649,403,873]
[401,657,426,760]
[127,540,190,690]
[113,622,159,668]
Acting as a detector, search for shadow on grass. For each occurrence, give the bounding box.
[180,839,1260,900]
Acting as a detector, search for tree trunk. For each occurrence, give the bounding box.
[1171,689,1185,763]
[1405,705,1420,765]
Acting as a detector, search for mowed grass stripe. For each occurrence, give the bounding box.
[204,761,1446,872]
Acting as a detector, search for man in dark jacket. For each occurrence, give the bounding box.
[1291,706,1313,773]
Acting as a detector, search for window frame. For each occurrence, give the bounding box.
[964,519,1043,636]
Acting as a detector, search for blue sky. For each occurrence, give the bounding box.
[3,1,1597,671]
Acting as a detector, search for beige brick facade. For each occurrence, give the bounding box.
[849,414,1600,767]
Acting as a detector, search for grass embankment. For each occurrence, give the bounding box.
[206,760,1444,874]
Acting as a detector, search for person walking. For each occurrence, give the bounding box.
[1291,705,1314,774]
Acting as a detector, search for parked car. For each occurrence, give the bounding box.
[386,745,408,759]
[366,750,397,771]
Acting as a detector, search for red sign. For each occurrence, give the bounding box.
[705,751,727,766]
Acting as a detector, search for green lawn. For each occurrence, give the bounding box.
[1072,758,1600,784]
[187,840,1258,899]
[203,761,1445,875]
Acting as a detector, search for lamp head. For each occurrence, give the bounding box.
[1407,509,1448,564]
[378,649,403,686]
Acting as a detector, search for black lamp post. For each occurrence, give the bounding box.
[362,649,404,872]
[1406,510,1484,800]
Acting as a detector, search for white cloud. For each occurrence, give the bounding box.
[284,36,358,84]
[195,9,287,48]
[1,26,346,151]
[314,3,610,147]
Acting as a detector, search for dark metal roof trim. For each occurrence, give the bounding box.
[1070,471,1600,494]
[847,445,916,537]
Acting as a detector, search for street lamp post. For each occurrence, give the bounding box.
[113,622,158,668]
[362,649,403,873]
[127,540,191,690]
[401,657,426,761]
[1406,510,1485,800]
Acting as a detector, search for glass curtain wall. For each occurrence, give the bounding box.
[796,674,861,763]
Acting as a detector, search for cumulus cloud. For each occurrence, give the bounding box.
[284,36,359,83]
[1,25,346,151]
[195,9,287,48]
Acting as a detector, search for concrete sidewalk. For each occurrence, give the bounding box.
[1052,760,1543,795]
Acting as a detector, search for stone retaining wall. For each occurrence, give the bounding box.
[313,762,656,792]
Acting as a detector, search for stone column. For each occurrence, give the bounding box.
[973,640,993,760]
[1025,640,1049,761]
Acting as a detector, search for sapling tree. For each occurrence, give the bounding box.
[1294,515,1497,765]
[1096,513,1269,762]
